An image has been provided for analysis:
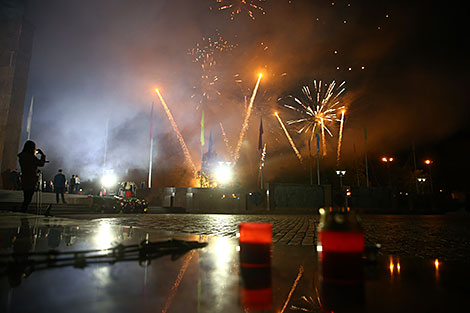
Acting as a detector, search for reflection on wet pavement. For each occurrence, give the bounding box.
[0,213,469,313]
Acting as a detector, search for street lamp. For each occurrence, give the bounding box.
[336,170,346,189]
[424,159,434,194]
[336,170,347,207]
[381,156,394,187]
[417,177,426,194]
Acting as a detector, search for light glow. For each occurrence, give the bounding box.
[101,173,117,188]
[215,163,233,185]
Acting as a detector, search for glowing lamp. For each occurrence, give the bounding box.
[101,173,117,188]
[215,162,233,185]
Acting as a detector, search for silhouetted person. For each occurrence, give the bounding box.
[8,218,33,287]
[75,175,81,194]
[70,175,76,194]
[54,169,66,204]
[10,168,20,190]
[17,141,46,213]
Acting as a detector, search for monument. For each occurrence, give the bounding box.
[0,0,34,188]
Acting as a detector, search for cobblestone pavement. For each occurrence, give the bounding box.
[86,213,470,262]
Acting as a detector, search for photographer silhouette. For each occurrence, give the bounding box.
[17,141,46,213]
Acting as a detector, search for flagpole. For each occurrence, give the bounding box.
[316,152,320,185]
[364,128,369,188]
[308,140,313,185]
[258,116,264,189]
[103,118,109,173]
[26,95,34,140]
[148,102,154,189]
[315,132,321,185]
[200,110,204,188]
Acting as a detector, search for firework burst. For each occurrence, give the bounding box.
[188,30,236,63]
[281,80,346,155]
[191,54,221,109]
[216,0,266,20]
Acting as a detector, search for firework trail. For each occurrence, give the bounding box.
[216,0,265,20]
[336,109,346,166]
[259,143,267,169]
[281,80,346,155]
[234,73,263,164]
[275,112,303,163]
[219,122,234,162]
[155,89,197,174]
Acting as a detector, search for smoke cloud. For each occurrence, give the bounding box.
[21,0,466,187]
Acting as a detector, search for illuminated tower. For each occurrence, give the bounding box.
[0,0,34,188]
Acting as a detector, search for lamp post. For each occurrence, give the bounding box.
[424,159,434,194]
[381,157,394,187]
[417,177,426,194]
[336,170,346,189]
[336,170,346,207]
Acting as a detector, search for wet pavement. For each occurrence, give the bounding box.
[1,213,469,313]
[68,213,470,262]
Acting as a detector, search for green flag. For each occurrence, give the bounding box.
[200,111,205,146]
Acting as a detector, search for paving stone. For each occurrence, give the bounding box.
[58,213,470,262]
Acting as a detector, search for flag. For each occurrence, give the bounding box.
[26,96,34,139]
[315,126,320,153]
[208,131,213,154]
[200,110,205,146]
[315,133,320,153]
[149,101,154,141]
[258,117,264,150]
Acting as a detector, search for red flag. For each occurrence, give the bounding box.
[258,117,264,150]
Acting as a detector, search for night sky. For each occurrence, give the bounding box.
[7,0,467,190]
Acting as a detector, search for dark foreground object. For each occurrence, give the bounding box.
[0,214,469,313]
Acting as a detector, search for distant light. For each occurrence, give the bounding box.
[101,173,117,188]
[215,163,233,185]
[434,258,439,270]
